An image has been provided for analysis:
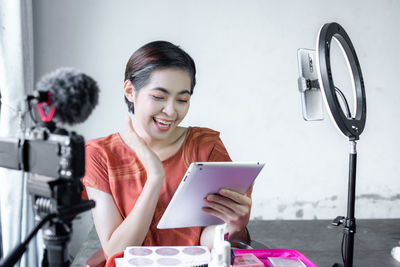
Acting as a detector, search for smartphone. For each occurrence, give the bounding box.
[297,48,324,121]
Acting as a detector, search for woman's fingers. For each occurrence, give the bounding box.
[202,188,251,233]
[205,189,251,215]
[126,116,145,145]
[124,116,165,179]
[127,116,134,130]
[202,206,237,222]
[204,193,248,216]
[125,116,154,158]
[219,188,252,207]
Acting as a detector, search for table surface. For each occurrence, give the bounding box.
[72,219,400,267]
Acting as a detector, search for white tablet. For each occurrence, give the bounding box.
[157,161,265,229]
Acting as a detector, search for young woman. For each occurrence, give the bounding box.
[82,41,252,258]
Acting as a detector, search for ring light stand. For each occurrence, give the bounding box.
[317,22,366,267]
[300,22,366,267]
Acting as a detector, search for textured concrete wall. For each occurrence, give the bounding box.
[32,0,400,222]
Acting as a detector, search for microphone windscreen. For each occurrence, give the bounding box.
[36,68,99,125]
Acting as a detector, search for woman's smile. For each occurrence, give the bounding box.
[153,117,174,131]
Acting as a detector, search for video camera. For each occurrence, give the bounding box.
[0,68,99,267]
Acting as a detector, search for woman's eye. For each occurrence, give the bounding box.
[151,95,165,101]
[177,99,189,103]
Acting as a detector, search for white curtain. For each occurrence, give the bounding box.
[0,0,41,266]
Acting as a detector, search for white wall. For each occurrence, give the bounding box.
[32,0,400,224]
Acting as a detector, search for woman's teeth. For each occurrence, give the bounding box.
[154,118,172,128]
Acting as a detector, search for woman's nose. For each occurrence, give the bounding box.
[162,100,176,116]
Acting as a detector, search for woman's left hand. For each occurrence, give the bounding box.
[202,188,251,236]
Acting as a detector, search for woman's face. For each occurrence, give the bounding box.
[127,68,192,142]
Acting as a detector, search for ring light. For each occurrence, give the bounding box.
[297,22,367,267]
[316,22,366,140]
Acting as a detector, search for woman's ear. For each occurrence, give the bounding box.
[124,80,135,102]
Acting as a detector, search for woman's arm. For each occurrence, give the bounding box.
[87,117,165,257]
[87,177,162,257]
[200,188,252,249]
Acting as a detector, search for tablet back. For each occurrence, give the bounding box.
[157,161,265,229]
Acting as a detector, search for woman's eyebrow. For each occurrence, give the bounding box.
[151,87,191,95]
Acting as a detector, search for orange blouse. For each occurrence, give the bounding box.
[82,127,232,246]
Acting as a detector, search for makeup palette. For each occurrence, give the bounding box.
[120,246,210,267]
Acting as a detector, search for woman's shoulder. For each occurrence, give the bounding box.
[86,133,121,148]
[85,133,125,158]
[187,126,221,139]
[182,126,229,163]
[184,126,222,149]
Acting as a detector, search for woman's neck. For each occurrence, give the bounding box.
[131,125,188,160]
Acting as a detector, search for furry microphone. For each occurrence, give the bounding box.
[35,67,99,125]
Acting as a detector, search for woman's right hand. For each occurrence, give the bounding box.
[88,117,165,256]
[124,116,165,182]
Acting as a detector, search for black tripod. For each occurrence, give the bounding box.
[0,178,95,267]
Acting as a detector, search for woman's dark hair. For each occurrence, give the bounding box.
[124,41,196,114]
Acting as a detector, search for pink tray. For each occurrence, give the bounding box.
[233,248,317,267]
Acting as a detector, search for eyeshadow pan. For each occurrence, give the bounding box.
[182,247,207,255]
[128,257,154,266]
[155,247,180,256]
[156,257,182,266]
[128,248,153,256]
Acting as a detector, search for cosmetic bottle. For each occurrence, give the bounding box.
[209,224,231,267]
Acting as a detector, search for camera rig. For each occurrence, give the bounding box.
[0,91,95,267]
